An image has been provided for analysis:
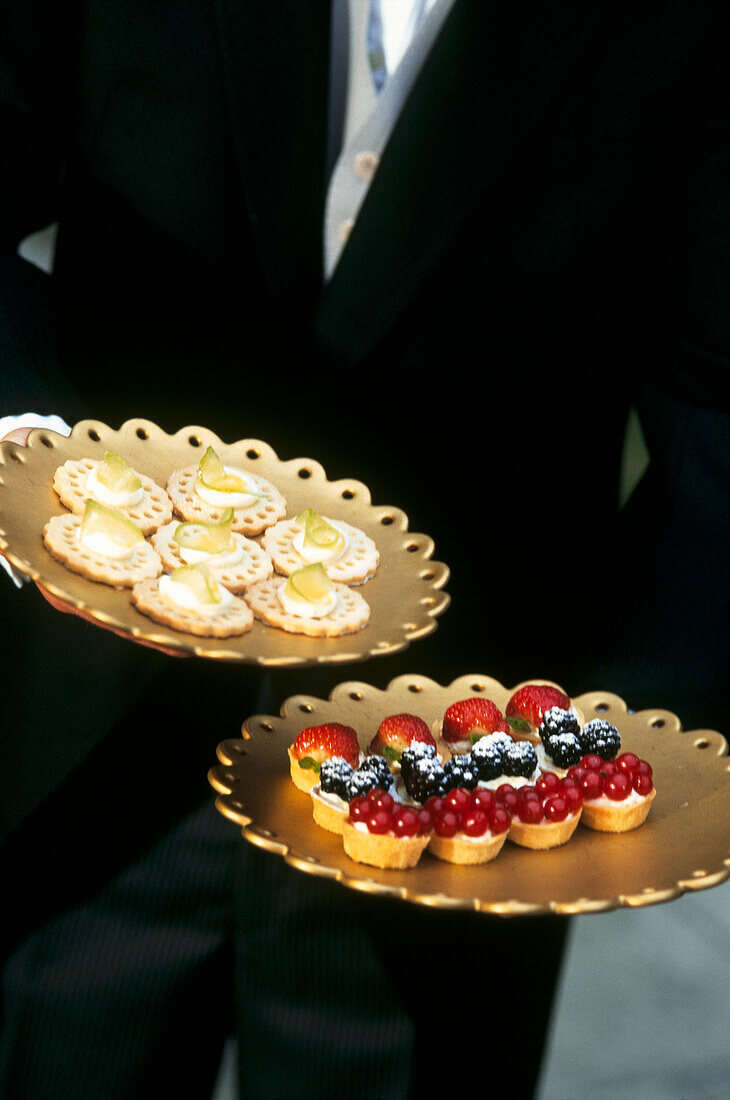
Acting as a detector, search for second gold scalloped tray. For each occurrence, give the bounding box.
[0,419,449,663]
[209,673,730,915]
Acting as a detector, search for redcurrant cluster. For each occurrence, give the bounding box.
[566,752,654,802]
[495,773,583,825]
[348,788,433,837]
[349,786,513,840]
[422,787,512,839]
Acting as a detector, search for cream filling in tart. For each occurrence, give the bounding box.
[78,528,135,561]
[194,467,263,508]
[85,467,144,508]
[178,541,245,568]
[277,581,339,618]
[292,519,349,564]
[159,573,234,616]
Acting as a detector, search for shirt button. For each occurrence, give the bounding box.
[353,151,380,181]
[338,219,355,243]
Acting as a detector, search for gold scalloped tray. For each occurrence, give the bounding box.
[209,673,730,915]
[0,419,449,663]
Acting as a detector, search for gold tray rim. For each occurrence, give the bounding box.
[209,673,730,916]
[0,418,450,665]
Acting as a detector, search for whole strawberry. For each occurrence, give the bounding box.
[505,684,571,740]
[368,713,436,764]
[288,722,361,791]
[441,697,510,751]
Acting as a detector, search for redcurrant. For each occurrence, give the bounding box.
[434,810,460,838]
[517,799,543,825]
[489,806,512,834]
[579,771,602,800]
[633,772,654,796]
[367,808,393,834]
[392,807,420,837]
[461,809,489,838]
[603,772,632,801]
[544,795,569,822]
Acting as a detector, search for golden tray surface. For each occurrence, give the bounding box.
[0,419,449,664]
[209,673,730,915]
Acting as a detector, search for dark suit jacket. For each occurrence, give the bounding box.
[2,1,729,854]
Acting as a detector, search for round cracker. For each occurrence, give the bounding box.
[151,521,273,592]
[261,516,379,585]
[131,577,254,637]
[166,465,286,535]
[53,458,172,534]
[42,513,163,588]
[245,575,370,637]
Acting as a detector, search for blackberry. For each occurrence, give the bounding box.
[400,743,436,791]
[346,768,382,800]
[319,757,355,800]
[442,753,480,792]
[504,741,538,778]
[580,718,621,760]
[400,754,447,804]
[358,755,393,789]
[545,732,582,769]
[471,732,510,781]
[539,706,580,745]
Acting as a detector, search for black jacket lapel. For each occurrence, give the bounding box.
[212,0,332,312]
[315,0,625,363]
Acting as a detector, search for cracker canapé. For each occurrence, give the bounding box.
[261,515,379,585]
[244,575,370,637]
[53,458,173,534]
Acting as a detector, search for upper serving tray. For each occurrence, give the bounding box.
[0,418,450,663]
[209,673,730,915]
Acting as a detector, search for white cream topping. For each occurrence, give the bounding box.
[158,574,234,616]
[86,467,144,508]
[589,788,646,808]
[277,582,339,619]
[311,787,348,812]
[448,829,496,844]
[292,518,349,564]
[194,467,263,508]
[77,529,135,560]
[178,538,245,568]
[478,770,540,791]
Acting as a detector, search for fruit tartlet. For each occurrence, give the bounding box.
[435,696,511,755]
[287,722,361,793]
[244,562,370,637]
[262,508,379,586]
[131,562,254,637]
[151,507,273,593]
[505,683,582,744]
[166,445,286,536]
[425,787,512,865]
[502,772,583,850]
[567,752,656,832]
[536,711,622,775]
[43,499,163,588]
[367,713,437,770]
[311,755,395,834]
[53,450,172,534]
[342,788,433,869]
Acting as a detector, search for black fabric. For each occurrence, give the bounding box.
[1,2,728,1096]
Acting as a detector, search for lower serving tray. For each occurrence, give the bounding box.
[209,673,730,915]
